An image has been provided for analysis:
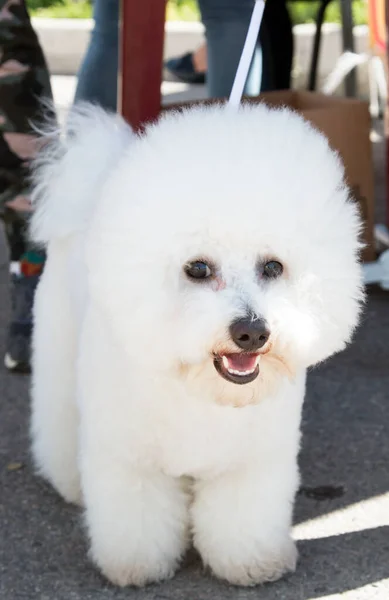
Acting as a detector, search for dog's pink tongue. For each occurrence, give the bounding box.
[225,353,258,371]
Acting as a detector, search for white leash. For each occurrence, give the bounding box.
[228,0,266,108]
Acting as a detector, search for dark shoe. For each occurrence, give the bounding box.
[5,273,40,374]
[165,52,206,85]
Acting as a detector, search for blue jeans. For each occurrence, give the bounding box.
[74,0,119,111]
[198,0,262,98]
[74,0,263,110]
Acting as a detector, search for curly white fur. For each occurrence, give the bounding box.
[30,103,363,587]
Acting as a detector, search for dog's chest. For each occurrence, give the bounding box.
[128,374,305,478]
[144,399,271,478]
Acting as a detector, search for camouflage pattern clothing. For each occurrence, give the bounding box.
[0,0,53,372]
[0,0,53,217]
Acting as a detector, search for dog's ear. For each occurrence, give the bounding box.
[30,103,135,246]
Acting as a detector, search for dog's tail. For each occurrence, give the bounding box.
[30,103,135,245]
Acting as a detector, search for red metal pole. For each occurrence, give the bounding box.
[118,0,166,131]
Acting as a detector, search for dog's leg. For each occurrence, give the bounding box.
[77,309,190,587]
[31,242,81,504]
[80,448,189,587]
[191,458,299,586]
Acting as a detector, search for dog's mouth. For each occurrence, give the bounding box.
[213,353,260,385]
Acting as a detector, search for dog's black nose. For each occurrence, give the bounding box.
[229,317,270,351]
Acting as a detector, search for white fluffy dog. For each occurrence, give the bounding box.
[30,103,363,588]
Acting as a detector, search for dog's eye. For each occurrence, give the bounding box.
[184,261,212,280]
[263,260,283,279]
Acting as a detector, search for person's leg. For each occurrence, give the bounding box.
[264,0,293,90]
[198,0,262,98]
[0,0,53,220]
[0,0,54,372]
[258,19,275,92]
[74,0,119,112]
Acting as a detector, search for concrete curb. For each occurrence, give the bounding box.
[32,18,206,77]
[33,18,371,95]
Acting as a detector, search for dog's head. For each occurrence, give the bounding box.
[87,105,363,406]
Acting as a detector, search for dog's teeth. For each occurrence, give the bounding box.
[227,368,255,376]
[220,355,260,377]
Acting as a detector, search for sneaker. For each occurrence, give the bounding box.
[164,52,206,85]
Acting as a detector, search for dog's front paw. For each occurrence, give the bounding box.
[97,556,179,588]
[203,538,297,587]
[83,462,190,587]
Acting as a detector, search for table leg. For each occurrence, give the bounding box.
[339,0,357,96]
[118,0,166,131]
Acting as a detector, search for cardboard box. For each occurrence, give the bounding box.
[164,91,375,262]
